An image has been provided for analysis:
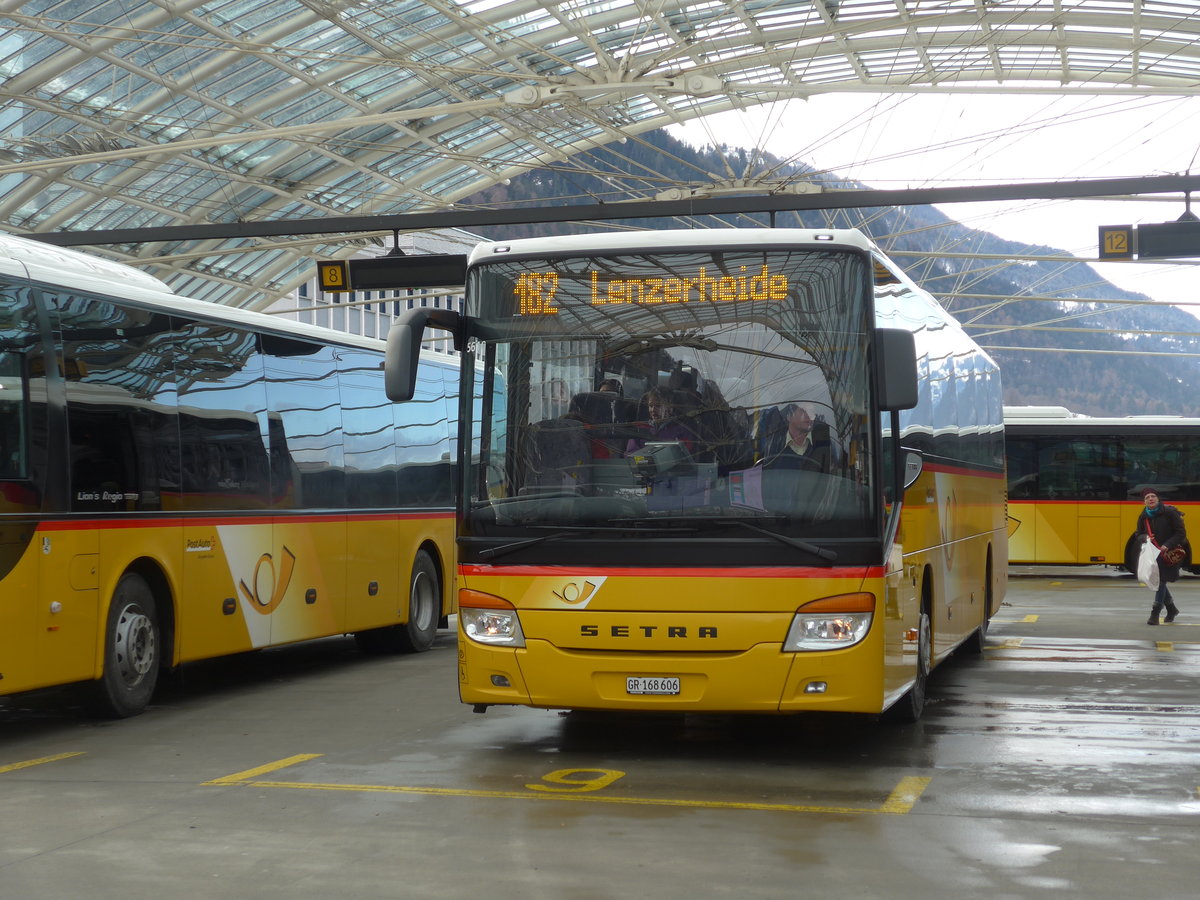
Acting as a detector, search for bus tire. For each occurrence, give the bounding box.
[884,607,930,724]
[963,551,993,655]
[355,550,441,654]
[87,573,160,718]
[1124,535,1140,575]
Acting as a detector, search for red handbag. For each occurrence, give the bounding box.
[1146,518,1186,565]
[1160,544,1186,566]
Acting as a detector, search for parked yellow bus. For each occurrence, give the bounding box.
[0,233,457,716]
[387,228,1007,722]
[1005,405,1200,573]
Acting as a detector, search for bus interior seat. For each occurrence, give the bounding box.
[753,406,787,461]
[570,391,638,459]
[521,417,591,492]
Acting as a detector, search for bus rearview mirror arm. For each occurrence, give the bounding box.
[385,307,463,401]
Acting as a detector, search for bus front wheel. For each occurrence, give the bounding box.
[87,573,160,718]
[884,608,930,724]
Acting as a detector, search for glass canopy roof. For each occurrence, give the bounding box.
[2,0,1199,310]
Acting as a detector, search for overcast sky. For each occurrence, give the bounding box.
[671,92,1200,318]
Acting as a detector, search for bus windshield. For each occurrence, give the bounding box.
[463,246,878,549]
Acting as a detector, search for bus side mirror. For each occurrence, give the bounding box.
[876,328,918,412]
[385,307,462,401]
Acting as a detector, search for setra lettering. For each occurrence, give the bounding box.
[578,625,719,638]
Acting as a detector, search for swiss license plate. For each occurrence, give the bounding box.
[626,676,681,696]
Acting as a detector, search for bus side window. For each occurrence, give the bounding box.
[0,361,23,479]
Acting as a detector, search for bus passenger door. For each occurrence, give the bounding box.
[264,341,347,644]
[339,348,401,633]
[1029,439,1080,564]
[1074,439,1125,566]
[0,291,69,692]
[1077,504,1123,565]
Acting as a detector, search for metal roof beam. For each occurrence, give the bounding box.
[28,172,1200,247]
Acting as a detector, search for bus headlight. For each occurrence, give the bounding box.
[783,593,875,651]
[459,590,526,647]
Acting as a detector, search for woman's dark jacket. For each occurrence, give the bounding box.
[1138,503,1188,580]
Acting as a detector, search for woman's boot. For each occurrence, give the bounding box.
[1148,604,1162,625]
[1165,601,1180,623]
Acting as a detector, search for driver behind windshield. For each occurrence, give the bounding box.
[759,403,837,473]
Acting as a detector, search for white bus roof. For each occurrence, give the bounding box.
[468,228,877,263]
[1004,406,1200,428]
[0,230,422,357]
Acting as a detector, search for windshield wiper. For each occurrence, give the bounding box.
[708,517,838,562]
[605,515,836,562]
[477,524,694,561]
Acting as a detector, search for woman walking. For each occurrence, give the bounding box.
[1138,488,1187,625]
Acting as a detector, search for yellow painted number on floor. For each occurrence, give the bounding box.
[526,768,626,793]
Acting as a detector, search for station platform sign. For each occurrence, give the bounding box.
[317,254,468,292]
[1099,218,1200,260]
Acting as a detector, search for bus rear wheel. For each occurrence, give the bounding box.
[963,551,994,655]
[355,550,441,654]
[1124,535,1140,575]
[87,573,160,718]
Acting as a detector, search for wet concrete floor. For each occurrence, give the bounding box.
[1,567,1197,899]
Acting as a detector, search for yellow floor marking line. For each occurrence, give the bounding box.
[1155,642,1174,652]
[877,776,933,814]
[203,754,324,785]
[1022,615,1040,623]
[206,756,931,816]
[0,752,85,774]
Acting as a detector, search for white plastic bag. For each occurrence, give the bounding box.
[1137,539,1160,591]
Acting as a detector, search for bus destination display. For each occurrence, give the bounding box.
[513,264,791,316]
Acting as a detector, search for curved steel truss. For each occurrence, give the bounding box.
[2,0,1198,309]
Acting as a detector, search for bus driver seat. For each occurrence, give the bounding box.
[522,416,591,492]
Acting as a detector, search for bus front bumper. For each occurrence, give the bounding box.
[458,639,884,714]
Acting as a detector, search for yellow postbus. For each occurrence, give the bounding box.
[387,228,1007,722]
[0,233,457,716]
[1005,405,1200,573]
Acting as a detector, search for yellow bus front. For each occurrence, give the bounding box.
[457,566,903,714]
[424,228,1005,723]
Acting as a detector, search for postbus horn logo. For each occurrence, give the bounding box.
[239,546,297,614]
[551,578,605,608]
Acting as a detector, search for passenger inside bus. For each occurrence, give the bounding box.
[625,385,699,455]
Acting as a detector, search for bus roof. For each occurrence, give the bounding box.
[467,227,877,264]
[1004,405,1200,429]
[0,231,173,293]
[0,230,444,359]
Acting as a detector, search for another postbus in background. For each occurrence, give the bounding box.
[0,233,457,716]
[1005,405,1200,573]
